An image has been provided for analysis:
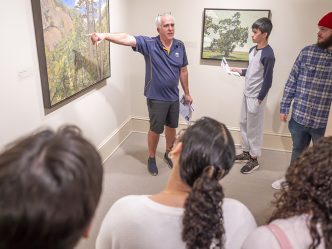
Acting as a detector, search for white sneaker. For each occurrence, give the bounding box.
[271,177,286,190]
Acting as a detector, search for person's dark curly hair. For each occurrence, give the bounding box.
[269,136,332,249]
[180,117,235,249]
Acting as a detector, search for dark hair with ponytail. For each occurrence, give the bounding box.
[180,117,235,249]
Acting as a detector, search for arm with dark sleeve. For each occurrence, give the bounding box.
[280,52,301,114]
[257,55,275,101]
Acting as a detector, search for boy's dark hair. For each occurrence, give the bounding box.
[0,125,103,249]
[252,17,273,38]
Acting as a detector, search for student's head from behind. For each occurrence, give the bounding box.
[317,12,332,49]
[170,117,235,249]
[0,125,103,249]
[176,117,235,187]
[251,17,273,42]
[270,136,332,249]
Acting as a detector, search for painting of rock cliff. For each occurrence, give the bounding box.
[32,0,110,108]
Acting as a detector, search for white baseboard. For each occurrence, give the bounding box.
[97,117,133,163]
[98,116,292,162]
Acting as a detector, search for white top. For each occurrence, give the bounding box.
[242,215,325,249]
[96,195,257,249]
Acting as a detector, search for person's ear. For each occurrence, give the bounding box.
[82,223,92,238]
[171,142,182,156]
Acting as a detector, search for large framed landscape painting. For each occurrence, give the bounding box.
[32,0,110,109]
[201,9,271,62]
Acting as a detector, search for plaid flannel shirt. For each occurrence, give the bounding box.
[280,45,332,129]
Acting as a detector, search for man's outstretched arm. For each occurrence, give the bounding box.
[90,32,136,47]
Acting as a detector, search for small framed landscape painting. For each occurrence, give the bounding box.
[201,8,271,61]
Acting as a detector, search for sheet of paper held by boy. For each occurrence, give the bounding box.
[221,57,241,77]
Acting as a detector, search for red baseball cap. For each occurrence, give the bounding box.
[318,12,332,29]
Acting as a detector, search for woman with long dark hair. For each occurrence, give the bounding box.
[243,136,332,249]
[97,117,256,249]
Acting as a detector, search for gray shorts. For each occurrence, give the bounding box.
[147,99,179,134]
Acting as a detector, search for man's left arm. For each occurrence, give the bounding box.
[180,66,193,104]
[257,55,275,103]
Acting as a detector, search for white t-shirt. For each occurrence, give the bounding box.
[242,215,325,249]
[96,195,257,249]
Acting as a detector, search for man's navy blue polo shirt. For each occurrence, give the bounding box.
[133,35,188,102]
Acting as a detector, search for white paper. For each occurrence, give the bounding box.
[221,57,241,77]
[179,95,193,122]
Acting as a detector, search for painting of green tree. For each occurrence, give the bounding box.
[33,0,110,108]
[201,9,270,61]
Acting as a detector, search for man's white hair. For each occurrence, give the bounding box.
[155,13,175,28]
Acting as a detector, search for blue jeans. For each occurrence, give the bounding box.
[289,118,326,163]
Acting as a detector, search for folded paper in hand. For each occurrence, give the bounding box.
[179,95,193,122]
[221,57,241,77]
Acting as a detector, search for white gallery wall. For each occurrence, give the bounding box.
[0,0,331,151]
[0,0,132,149]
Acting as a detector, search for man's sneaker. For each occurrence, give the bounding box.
[272,177,286,190]
[148,157,158,176]
[235,151,251,162]
[240,157,260,174]
[164,152,173,169]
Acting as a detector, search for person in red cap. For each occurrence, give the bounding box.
[272,12,332,190]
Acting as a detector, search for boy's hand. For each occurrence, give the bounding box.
[230,67,242,74]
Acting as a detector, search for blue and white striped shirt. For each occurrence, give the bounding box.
[280,45,332,129]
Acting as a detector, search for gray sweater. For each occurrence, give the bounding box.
[242,45,275,101]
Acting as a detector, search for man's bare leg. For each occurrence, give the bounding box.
[165,126,176,153]
[164,126,176,168]
[148,129,160,157]
[147,130,160,176]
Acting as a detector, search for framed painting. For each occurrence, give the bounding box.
[31,0,111,109]
[201,8,271,61]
